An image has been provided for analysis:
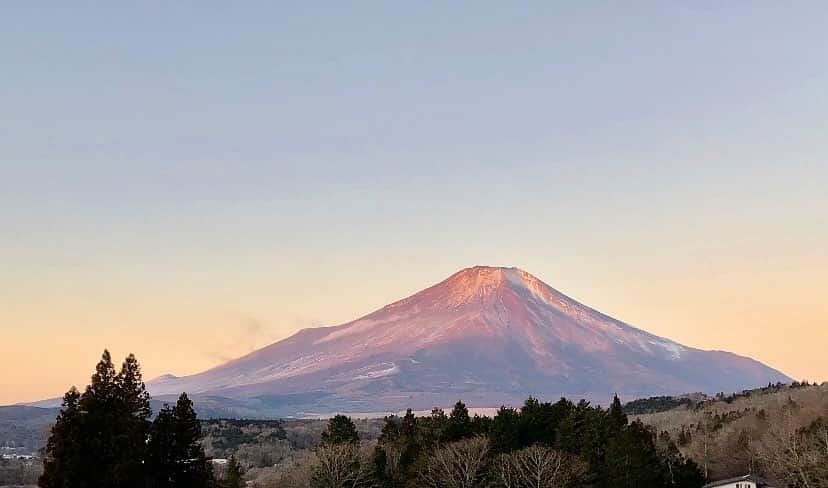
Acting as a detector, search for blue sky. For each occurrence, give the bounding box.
[1,2,827,402]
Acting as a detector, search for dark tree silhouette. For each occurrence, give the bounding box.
[39,388,83,488]
[490,406,520,454]
[114,354,152,488]
[147,393,214,487]
[39,350,213,488]
[609,394,628,429]
[443,400,472,442]
[321,414,360,445]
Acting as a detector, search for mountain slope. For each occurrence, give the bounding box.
[0,405,59,453]
[150,266,790,416]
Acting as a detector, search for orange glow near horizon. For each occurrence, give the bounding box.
[2,252,826,405]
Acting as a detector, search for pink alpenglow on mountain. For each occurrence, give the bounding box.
[150,266,790,416]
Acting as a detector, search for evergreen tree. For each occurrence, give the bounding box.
[41,350,150,488]
[604,420,665,488]
[147,393,213,487]
[470,413,491,436]
[659,438,705,488]
[40,350,213,488]
[517,396,543,446]
[148,404,177,486]
[78,350,127,488]
[114,354,152,488]
[321,415,360,445]
[88,349,119,400]
[375,411,419,488]
[517,396,573,447]
[171,393,213,486]
[490,407,521,454]
[39,388,84,488]
[420,407,447,444]
[378,415,401,445]
[608,394,628,429]
[400,409,417,440]
[671,457,706,488]
[443,400,472,442]
[118,354,152,418]
[555,400,615,487]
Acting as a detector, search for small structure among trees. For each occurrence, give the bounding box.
[702,474,776,488]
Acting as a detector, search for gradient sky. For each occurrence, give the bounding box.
[2,3,827,405]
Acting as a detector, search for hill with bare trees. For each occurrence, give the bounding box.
[634,382,828,487]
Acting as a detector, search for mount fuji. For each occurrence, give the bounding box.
[149,266,790,416]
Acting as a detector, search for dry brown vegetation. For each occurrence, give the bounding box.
[201,417,383,479]
[491,444,587,488]
[418,437,490,488]
[635,383,828,486]
[254,438,588,488]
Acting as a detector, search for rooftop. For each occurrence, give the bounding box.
[703,474,775,488]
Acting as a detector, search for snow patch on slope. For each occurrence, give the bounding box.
[650,340,685,359]
[353,363,400,380]
[503,267,549,300]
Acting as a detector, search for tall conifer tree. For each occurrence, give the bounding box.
[321,415,360,445]
[444,400,472,442]
[148,393,213,487]
[39,388,83,488]
[40,350,213,488]
[114,354,152,488]
[608,394,628,429]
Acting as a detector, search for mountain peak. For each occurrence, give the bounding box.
[438,265,550,305]
[451,265,523,274]
[446,265,516,286]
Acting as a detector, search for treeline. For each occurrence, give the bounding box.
[40,350,826,488]
[708,380,820,405]
[202,419,292,471]
[623,396,693,415]
[39,351,239,488]
[202,419,287,452]
[623,381,824,415]
[267,397,704,488]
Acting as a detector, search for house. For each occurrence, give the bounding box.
[703,474,776,488]
[0,453,35,461]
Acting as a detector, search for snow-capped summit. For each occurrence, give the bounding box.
[149,266,790,416]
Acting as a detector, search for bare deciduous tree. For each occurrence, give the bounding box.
[805,421,828,485]
[311,442,376,488]
[419,436,490,488]
[491,445,587,488]
[492,453,522,488]
[633,383,828,482]
[753,407,828,488]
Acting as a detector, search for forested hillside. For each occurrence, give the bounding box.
[6,373,827,487]
[634,382,828,487]
[0,406,58,454]
[220,397,705,488]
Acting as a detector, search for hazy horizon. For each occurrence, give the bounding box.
[2,3,827,404]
